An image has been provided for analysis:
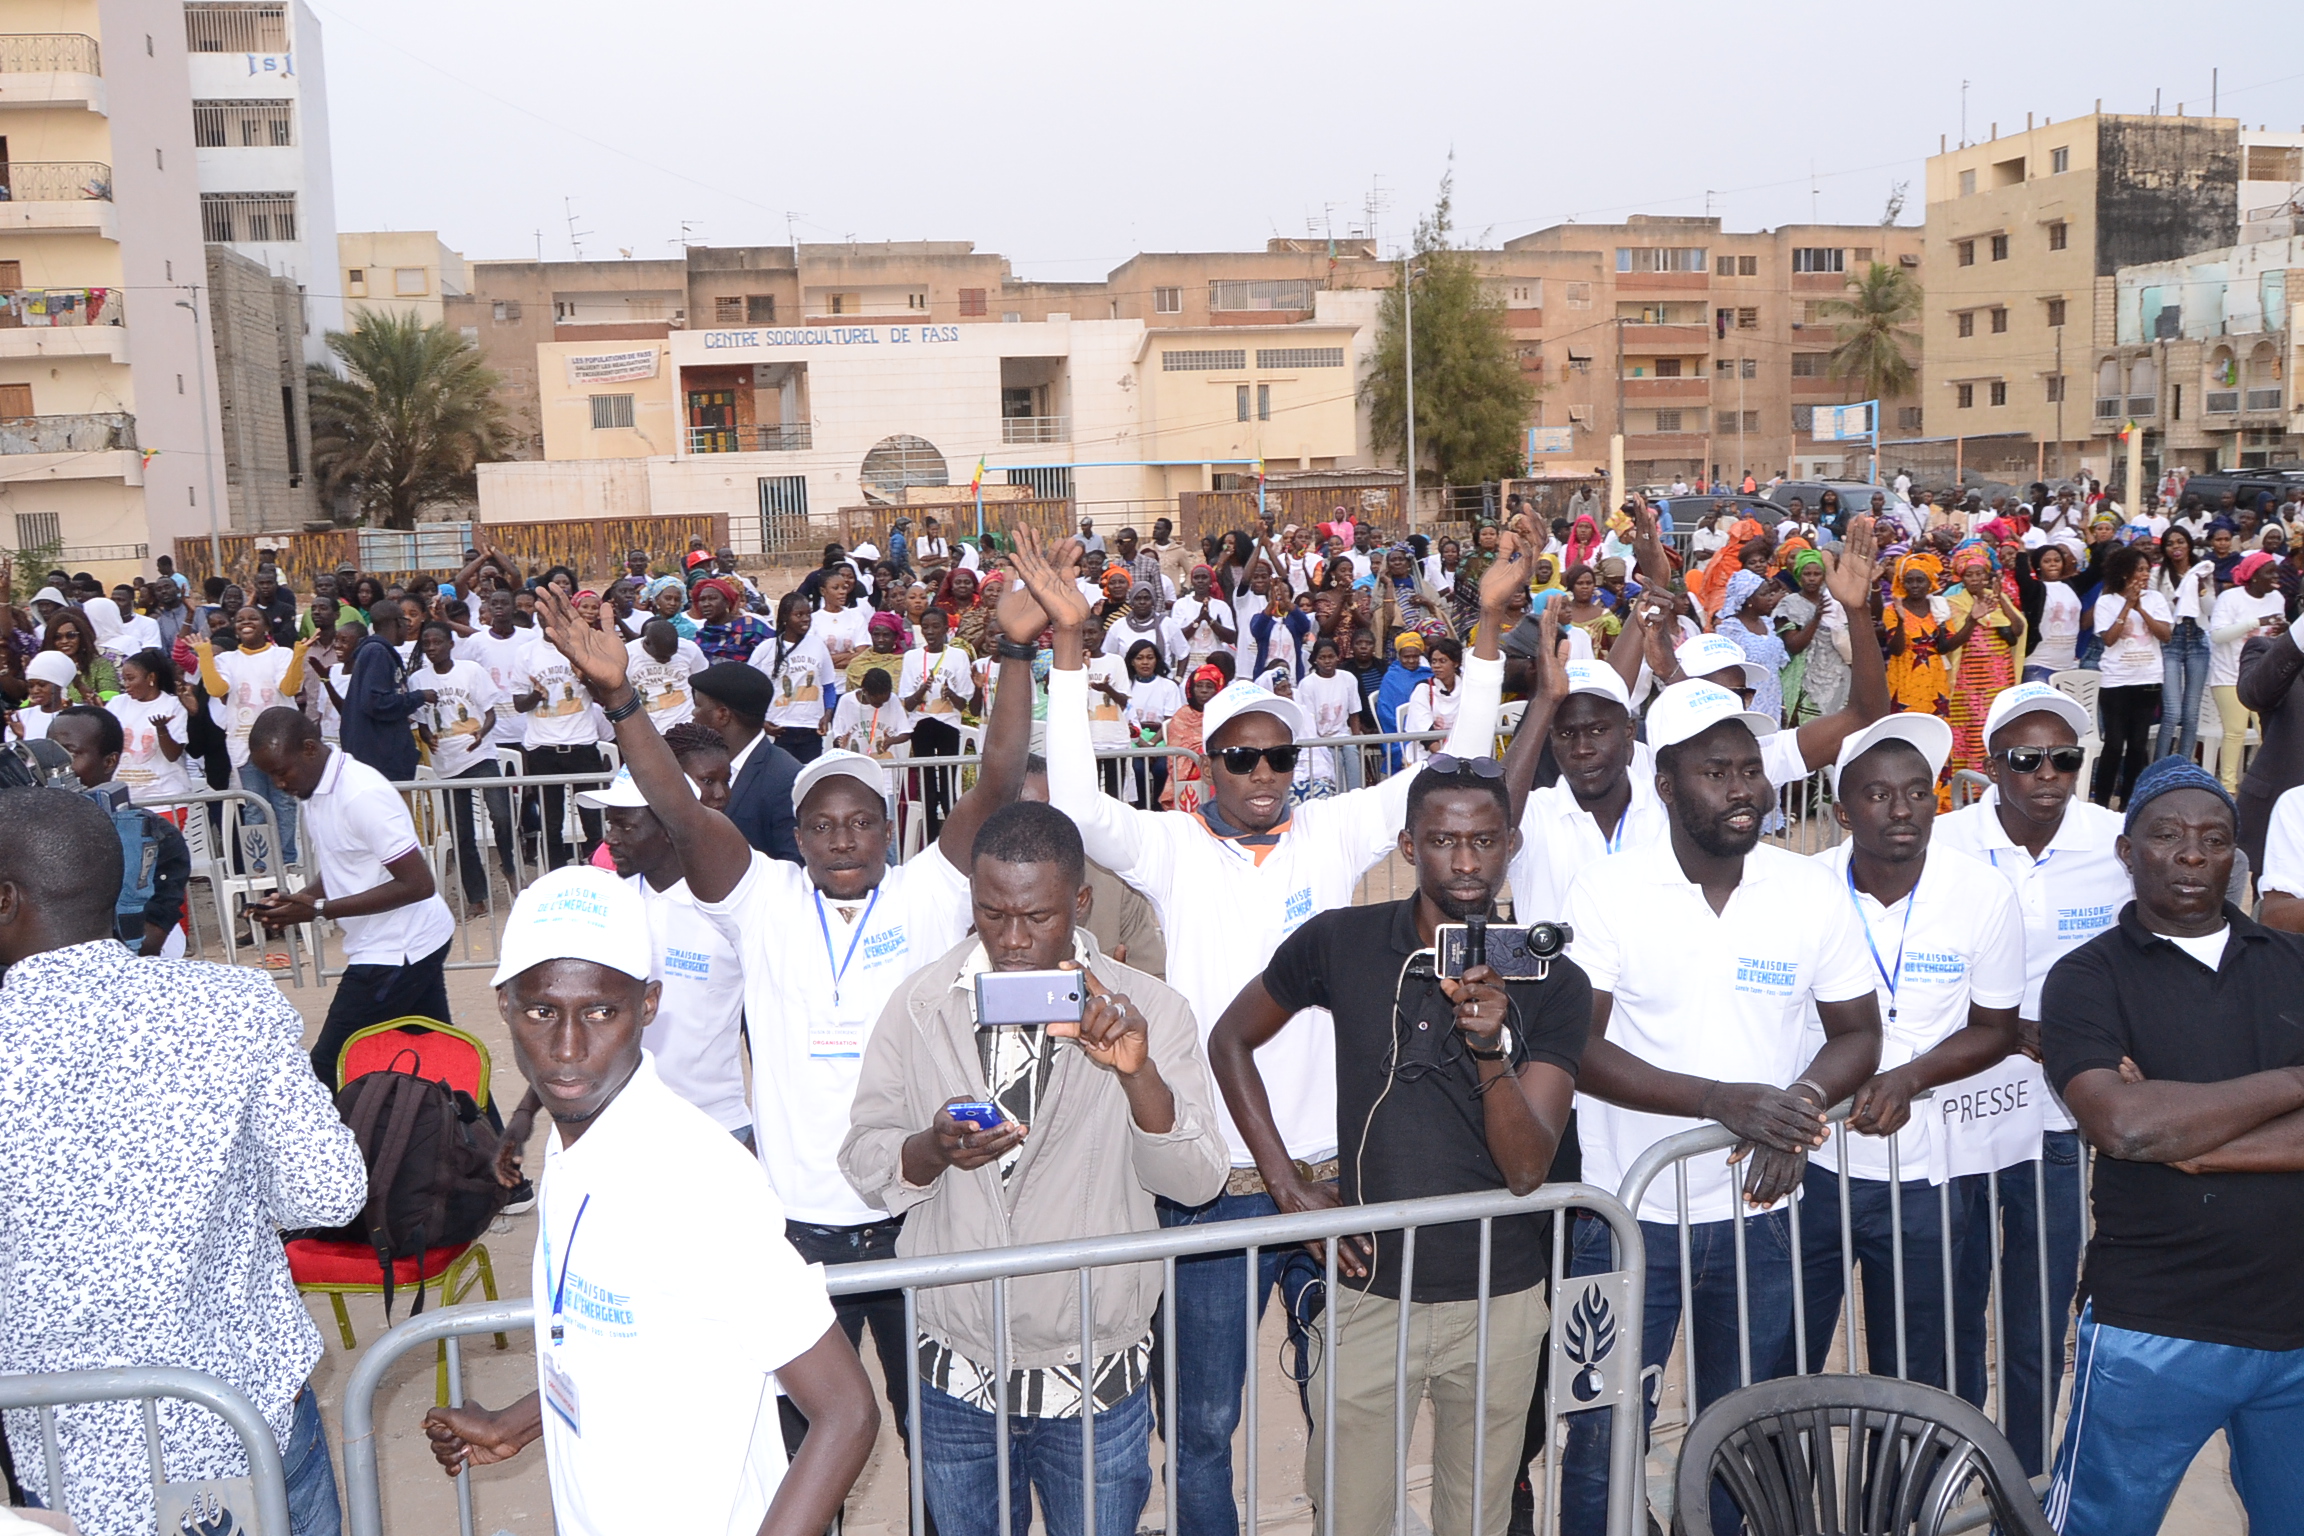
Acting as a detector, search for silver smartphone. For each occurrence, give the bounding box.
[974,969,1087,1028]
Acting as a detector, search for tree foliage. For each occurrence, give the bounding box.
[307,312,513,530]
[1820,262,1922,404]
[1362,171,1534,486]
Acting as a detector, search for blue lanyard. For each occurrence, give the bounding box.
[1604,804,1629,855]
[815,887,882,1007]
[1846,862,1915,1022]
[545,1192,592,1343]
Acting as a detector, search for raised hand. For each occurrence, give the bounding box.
[1536,600,1570,702]
[1007,526,1090,631]
[1823,516,1879,611]
[994,528,1074,644]
[1053,968,1151,1077]
[533,586,630,697]
[1476,529,1530,615]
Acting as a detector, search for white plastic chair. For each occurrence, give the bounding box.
[2192,685,2261,778]
[2047,668,2107,791]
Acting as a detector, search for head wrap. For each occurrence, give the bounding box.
[1693,517,1767,616]
[642,575,684,605]
[867,611,905,638]
[1789,548,1826,578]
[1392,630,1426,653]
[83,596,124,643]
[574,589,599,604]
[1951,544,1993,576]
[1190,663,1225,689]
[695,577,743,611]
[1894,551,1944,589]
[1598,556,1627,580]
[2234,550,2278,583]
[1101,568,1133,599]
[1720,569,1766,618]
[2122,755,2237,835]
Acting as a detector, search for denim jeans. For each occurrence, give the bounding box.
[282,1383,342,1536]
[2155,618,2211,761]
[778,1217,916,1459]
[236,760,300,868]
[919,1379,1153,1536]
[446,759,516,904]
[1951,1130,2085,1475]
[1785,1165,1952,1386]
[1152,1190,1323,1536]
[1559,1208,1795,1536]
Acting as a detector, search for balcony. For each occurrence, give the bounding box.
[1001,415,1068,445]
[0,162,114,236]
[2245,388,2284,413]
[686,423,812,454]
[1617,323,1710,352]
[0,35,103,112]
[2207,391,2240,415]
[0,286,123,359]
[1621,377,1708,401]
[0,411,139,481]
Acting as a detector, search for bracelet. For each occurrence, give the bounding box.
[602,690,644,723]
[994,637,1039,662]
[1790,1077,1831,1106]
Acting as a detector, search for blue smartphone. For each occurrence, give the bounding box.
[947,1101,1007,1132]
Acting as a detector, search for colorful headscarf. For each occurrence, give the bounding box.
[641,575,684,606]
[1720,569,1767,619]
[1788,548,1826,579]
[1893,551,1945,590]
[867,611,906,639]
[694,577,743,609]
[1694,517,1767,616]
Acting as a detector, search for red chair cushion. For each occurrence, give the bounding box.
[286,1238,473,1288]
[340,1026,486,1104]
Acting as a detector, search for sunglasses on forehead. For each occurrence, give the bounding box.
[1427,753,1503,779]
[1999,744,2086,774]
[1215,744,1302,775]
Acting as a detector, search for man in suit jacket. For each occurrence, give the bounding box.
[691,663,801,864]
[2235,625,2304,874]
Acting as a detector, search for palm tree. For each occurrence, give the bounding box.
[1819,262,1921,403]
[307,312,513,529]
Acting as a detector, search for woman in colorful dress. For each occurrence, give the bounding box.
[1943,544,2026,775]
[1879,551,1972,722]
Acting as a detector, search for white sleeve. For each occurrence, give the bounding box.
[1968,877,2028,1009]
[829,693,862,744]
[678,639,709,673]
[1563,865,1621,995]
[2260,786,2304,897]
[1044,664,1168,889]
[1398,684,1434,736]
[1319,650,1506,871]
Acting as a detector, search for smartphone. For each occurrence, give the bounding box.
[946,1101,1007,1132]
[1435,922,1572,980]
[974,968,1086,1029]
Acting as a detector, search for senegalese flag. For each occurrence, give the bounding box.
[969,455,986,495]
[1253,456,1265,485]
[2119,419,2139,442]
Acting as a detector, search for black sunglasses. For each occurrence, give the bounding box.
[1215,744,1302,776]
[1427,753,1504,779]
[2000,745,2086,775]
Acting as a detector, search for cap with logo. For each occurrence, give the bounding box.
[1828,713,1953,792]
[1202,681,1309,750]
[1981,681,2092,750]
[1646,679,1778,752]
[792,748,891,813]
[491,866,655,988]
[1674,633,1772,694]
[1561,660,1631,709]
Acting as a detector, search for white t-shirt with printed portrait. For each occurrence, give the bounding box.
[107,691,191,801]
[417,658,504,779]
[626,635,708,730]
[457,628,539,750]
[751,630,837,731]
[211,643,299,768]
[519,648,601,749]
[897,643,974,721]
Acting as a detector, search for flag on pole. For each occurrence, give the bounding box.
[2119,420,2138,442]
[1253,457,1265,485]
[969,456,986,495]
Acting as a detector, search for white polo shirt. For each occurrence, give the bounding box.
[697,845,972,1225]
[535,1056,834,1536]
[1506,742,1669,924]
[2258,784,2304,898]
[1565,842,1876,1223]
[633,867,751,1133]
[1931,790,2132,1167]
[1043,654,1503,1166]
[302,748,456,966]
[1802,844,2025,1184]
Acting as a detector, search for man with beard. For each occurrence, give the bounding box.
[1556,680,1882,1536]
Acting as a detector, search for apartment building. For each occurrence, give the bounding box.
[0,0,225,585]
[338,228,465,325]
[1494,216,1927,487]
[1923,112,2254,485]
[183,0,336,364]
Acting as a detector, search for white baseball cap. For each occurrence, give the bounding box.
[490,866,655,988]
[1982,681,2092,750]
[1562,660,1632,709]
[1675,633,1771,694]
[1202,680,1308,748]
[792,748,891,812]
[1829,713,1953,793]
[574,764,699,810]
[23,651,75,689]
[1647,679,1778,751]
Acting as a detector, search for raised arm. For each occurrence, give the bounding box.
[1791,515,1887,771]
[936,528,1080,867]
[534,585,753,904]
[1499,601,1569,826]
[1627,497,1676,594]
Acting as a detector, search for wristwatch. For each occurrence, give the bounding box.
[1466,1025,1514,1062]
[313,897,329,919]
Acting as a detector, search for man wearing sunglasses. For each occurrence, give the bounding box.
[1008,535,1527,1536]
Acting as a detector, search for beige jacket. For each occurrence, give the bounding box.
[839,933,1227,1372]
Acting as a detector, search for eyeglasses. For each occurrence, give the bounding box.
[2000,745,2086,775]
[1215,744,1302,776]
[1426,753,1504,780]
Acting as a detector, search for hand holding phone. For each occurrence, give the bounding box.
[927,1096,1025,1175]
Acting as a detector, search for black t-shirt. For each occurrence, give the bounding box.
[1262,898,1590,1303]
[2042,905,2304,1351]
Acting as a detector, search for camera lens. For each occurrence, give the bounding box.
[1526,922,1571,962]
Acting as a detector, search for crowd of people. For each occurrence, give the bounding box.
[0,481,2301,1536]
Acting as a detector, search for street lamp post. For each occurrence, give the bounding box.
[175,289,223,575]
[1403,259,1428,529]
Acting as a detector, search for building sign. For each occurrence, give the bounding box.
[243,53,293,76]
[1527,426,1574,455]
[1814,403,1875,442]
[566,349,660,385]
[700,325,963,351]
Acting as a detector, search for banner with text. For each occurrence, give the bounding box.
[566,350,661,386]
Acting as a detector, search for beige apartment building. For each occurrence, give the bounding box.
[338,228,465,325]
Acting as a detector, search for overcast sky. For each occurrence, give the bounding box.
[311,0,2304,281]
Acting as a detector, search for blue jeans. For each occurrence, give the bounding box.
[1152,1190,1322,1536]
[2156,618,2210,761]
[1560,1209,1795,1536]
[1951,1130,2084,1475]
[919,1380,1153,1536]
[282,1383,341,1536]
[2047,1305,2304,1536]
[1786,1164,1952,1386]
[236,761,300,868]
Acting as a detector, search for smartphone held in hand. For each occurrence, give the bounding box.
[973,968,1086,1028]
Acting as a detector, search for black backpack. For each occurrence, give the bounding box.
[320,1053,510,1317]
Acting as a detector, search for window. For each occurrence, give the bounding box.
[192,100,294,147]
[1853,247,1874,266]
[346,268,366,295]
[1897,406,1924,431]
[589,394,635,430]
[827,293,858,315]
[2046,298,2066,327]
[1236,385,1250,422]
[1741,358,1757,380]
[1715,359,1736,376]
[958,288,987,317]
[492,300,521,323]
[1738,255,1757,276]
[1716,256,1735,277]
[1990,234,2009,261]
[0,261,19,288]
[1563,282,1593,309]
[758,474,809,528]
[200,192,298,243]
[14,510,58,547]
[2045,375,2066,403]
[394,267,426,296]
[1716,409,1739,431]
[907,292,927,310]
[2051,146,2071,174]
[1791,405,1816,433]
[185,4,287,52]
[1002,312,1021,323]
[1654,358,1681,378]
[2048,221,2068,252]
[1956,240,1975,267]
[1209,279,1314,312]
[1163,349,1246,372]
[1736,308,1758,329]
[1257,384,1271,422]
[1742,410,1760,431]
[1255,347,1344,369]
[1567,353,1591,373]
[2245,145,2304,182]
[1956,383,1975,409]
[1615,247,1708,273]
[1792,248,1845,274]
[1990,307,2008,334]
[1791,353,1829,377]
[1654,410,1683,433]
[1989,381,2008,406]
[1959,169,1977,196]
[1957,311,1976,338]
[1714,307,1733,335]
[1507,283,1537,305]
[1153,286,1181,314]
[714,296,743,324]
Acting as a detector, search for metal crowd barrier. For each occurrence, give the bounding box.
[0,1366,293,1536]
[341,1183,1651,1536]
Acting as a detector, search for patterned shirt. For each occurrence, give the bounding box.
[696,613,772,667]
[0,941,367,1536]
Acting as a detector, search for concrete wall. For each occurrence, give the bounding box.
[534,337,676,460]
[339,230,463,324]
[206,244,318,530]
[2096,118,2241,276]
